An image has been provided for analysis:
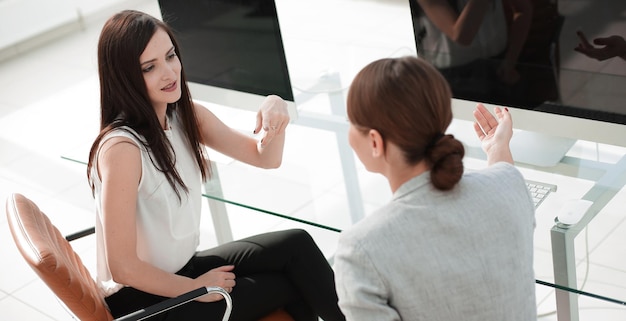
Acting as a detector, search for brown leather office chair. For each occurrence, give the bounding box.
[5,193,292,321]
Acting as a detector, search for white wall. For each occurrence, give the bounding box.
[0,0,144,55]
[0,0,76,49]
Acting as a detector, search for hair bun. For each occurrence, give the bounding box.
[429,135,464,190]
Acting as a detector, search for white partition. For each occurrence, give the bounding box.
[0,0,76,50]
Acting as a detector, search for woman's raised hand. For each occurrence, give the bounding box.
[473,103,514,165]
[254,95,290,148]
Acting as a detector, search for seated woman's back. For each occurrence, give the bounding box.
[335,163,535,321]
[334,56,536,321]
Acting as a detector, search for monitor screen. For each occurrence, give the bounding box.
[158,0,297,118]
[408,0,626,166]
[409,0,626,125]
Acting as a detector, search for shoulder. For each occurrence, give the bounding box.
[99,128,142,152]
[470,162,525,185]
[191,100,213,119]
[191,100,220,128]
[101,127,143,145]
[460,162,528,196]
[490,162,525,182]
[97,129,143,167]
[98,136,141,165]
[463,162,533,207]
[337,205,400,258]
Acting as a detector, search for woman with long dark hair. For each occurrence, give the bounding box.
[87,10,344,321]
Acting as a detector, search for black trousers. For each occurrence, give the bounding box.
[105,229,345,321]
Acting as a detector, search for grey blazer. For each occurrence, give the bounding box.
[334,163,536,321]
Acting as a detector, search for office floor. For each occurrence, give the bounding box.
[1,0,625,320]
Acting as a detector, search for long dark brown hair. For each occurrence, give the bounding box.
[87,10,210,198]
[347,56,464,190]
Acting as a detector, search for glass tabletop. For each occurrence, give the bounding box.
[190,97,626,321]
[61,99,626,321]
[61,74,626,321]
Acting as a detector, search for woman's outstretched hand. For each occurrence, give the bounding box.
[473,103,514,165]
[254,95,290,148]
[575,31,626,61]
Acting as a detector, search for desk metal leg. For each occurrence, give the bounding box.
[326,76,365,224]
[334,131,365,223]
[551,226,579,321]
[204,161,233,244]
[547,155,626,320]
[294,71,365,224]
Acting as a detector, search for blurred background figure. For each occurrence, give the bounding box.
[575,31,626,61]
[409,0,563,109]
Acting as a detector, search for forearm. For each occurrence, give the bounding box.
[486,144,514,166]
[503,0,532,65]
[417,0,491,45]
[111,258,198,299]
[256,132,285,168]
[454,0,492,45]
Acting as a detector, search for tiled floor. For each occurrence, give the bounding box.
[1,0,626,320]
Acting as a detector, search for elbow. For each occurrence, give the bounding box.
[262,157,282,169]
[108,260,137,286]
[451,33,474,46]
[110,268,131,286]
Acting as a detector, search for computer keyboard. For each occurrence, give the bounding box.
[525,180,557,208]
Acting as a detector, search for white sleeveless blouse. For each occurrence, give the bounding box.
[91,113,202,296]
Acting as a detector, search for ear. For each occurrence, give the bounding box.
[368,129,385,158]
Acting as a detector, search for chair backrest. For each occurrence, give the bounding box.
[5,193,113,321]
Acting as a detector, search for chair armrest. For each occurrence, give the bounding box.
[65,226,95,241]
[114,286,232,321]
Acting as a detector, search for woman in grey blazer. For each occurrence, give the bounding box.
[334,56,536,321]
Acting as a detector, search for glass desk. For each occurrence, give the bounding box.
[188,98,626,321]
[59,75,626,321]
[61,104,626,321]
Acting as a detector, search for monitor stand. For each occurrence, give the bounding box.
[448,119,576,167]
[509,130,576,167]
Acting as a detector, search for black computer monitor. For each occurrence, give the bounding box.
[158,0,297,119]
[409,0,626,166]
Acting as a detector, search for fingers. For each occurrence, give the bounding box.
[473,121,486,141]
[213,265,235,272]
[211,265,236,293]
[256,95,289,148]
[494,106,504,120]
[473,103,497,135]
[593,36,613,46]
[262,118,287,134]
[576,30,591,48]
[258,119,286,148]
[224,279,236,293]
[253,111,263,135]
[253,98,288,135]
[473,104,511,142]
[259,129,276,148]
[472,105,487,138]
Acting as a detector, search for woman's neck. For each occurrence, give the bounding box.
[386,161,429,193]
[379,142,430,193]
